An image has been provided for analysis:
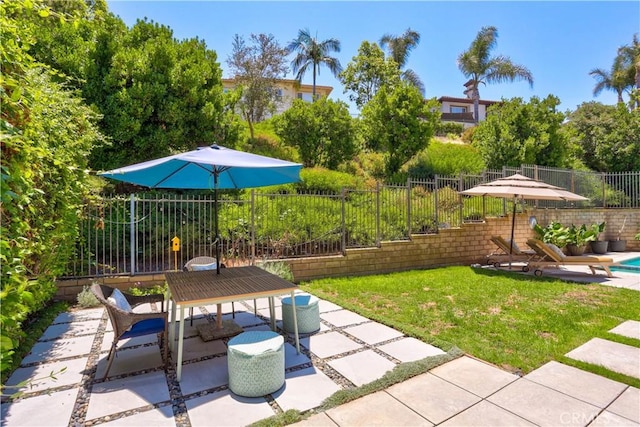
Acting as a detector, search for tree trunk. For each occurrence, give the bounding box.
[473,86,480,123]
[312,62,317,101]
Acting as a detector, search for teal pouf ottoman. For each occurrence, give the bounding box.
[281,294,320,334]
[227,331,285,397]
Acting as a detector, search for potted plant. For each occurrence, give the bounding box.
[608,217,627,252]
[588,222,608,254]
[533,221,570,250]
[566,224,596,256]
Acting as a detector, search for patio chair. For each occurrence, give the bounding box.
[91,283,167,380]
[525,239,619,278]
[487,236,537,268]
[184,256,235,325]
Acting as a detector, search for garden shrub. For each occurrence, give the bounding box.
[76,285,100,308]
[1,2,103,376]
[435,121,464,136]
[405,141,485,178]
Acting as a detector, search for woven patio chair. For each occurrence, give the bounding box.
[91,283,168,380]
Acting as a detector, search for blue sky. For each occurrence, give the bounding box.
[107,1,639,115]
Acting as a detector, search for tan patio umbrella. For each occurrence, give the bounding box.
[460,173,588,267]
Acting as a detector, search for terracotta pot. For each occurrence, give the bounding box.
[567,244,586,256]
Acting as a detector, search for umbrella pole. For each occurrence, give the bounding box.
[214,174,221,275]
[509,196,516,269]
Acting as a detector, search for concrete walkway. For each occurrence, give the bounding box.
[2,266,639,426]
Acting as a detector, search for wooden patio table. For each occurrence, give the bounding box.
[165,266,300,381]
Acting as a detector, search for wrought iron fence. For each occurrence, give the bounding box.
[65,166,640,278]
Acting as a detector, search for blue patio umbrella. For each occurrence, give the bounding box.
[99,144,302,273]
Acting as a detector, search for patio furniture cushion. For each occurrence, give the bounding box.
[281,294,320,334]
[227,331,284,397]
[107,288,132,312]
[190,262,217,271]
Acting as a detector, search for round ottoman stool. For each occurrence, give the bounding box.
[227,331,284,397]
[281,294,320,334]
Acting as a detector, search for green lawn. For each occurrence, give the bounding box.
[300,266,640,387]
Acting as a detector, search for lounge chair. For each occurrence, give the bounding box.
[487,236,537,268]
[525,239,618,278]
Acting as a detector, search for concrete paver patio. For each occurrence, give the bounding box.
[1,261,639,426]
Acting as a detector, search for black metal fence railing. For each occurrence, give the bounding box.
[65,165,640,278]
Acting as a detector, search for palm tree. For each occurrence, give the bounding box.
[379,28,424,94]
[287,28,342,100]
[457,26,534,123]
[590,54,632,104]
[617,34,640,108]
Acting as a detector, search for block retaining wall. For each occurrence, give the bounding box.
[56,208,639,300]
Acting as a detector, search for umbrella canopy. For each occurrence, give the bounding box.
[100,144,303,272]
[460,173,588,266]
[100,144,302,190]
[460,173,589,202]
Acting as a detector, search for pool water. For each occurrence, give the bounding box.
[611,256,640,273]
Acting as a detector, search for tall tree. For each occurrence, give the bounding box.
[379,28,424,94]
[287,28,342,99]
[339,41,401,110]
[86,19,225,170]
[471,95,569,169]
[457,26,534,123]
[589,54,632,104]
[617,34,640,109]
[361,82,440,177]
[274,98,356,169]
[227,33,289,139]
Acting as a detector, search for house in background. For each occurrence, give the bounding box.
[438,80,500,128]
[222,78,333,118]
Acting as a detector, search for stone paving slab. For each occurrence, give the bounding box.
[303,331,362,359]
[328,349,396,387]
[21,334,95,364]
[39,319,101,340]
[610,320,640,340]
[566,338,640,379]
[293,412,339,426]
[4,357,88,393]
[274,367,342,412]
[94,345,163,379]
[325,390,433,426]
[318,299,342,313]
[100,331,160,353]
[185,389,274,427]
[386,373,481,424]
[487,378,601,427]
[524,361,628,408]
[178,356,229,396]
[590,411,640,427]
[85,371,170,421]
[0,387,78,426]
[100,405,175,426]
[377,337,445,363]
[53,308,104,324]
[284,342,311,368]
[439,400,536,426]
[430,356,518,398]
[320,310,370,328]
[607,386,640,423]
[342,321,404,345]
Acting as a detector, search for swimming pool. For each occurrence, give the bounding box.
[611,256,640,273]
